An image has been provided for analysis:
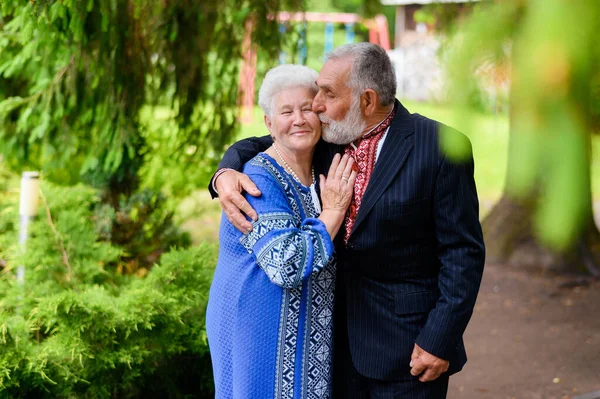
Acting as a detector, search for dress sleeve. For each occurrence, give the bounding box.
[239,173,334,289]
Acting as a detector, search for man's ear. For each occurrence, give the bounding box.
[361,89,378,118]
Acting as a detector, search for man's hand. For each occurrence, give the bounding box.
[409,343,449,382]
[215,170,261,234]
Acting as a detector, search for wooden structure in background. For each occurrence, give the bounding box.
[238,12,391,124]
[380,0,479,48]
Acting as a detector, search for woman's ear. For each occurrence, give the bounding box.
[264,115,273,135]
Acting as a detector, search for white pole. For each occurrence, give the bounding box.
[17,171,40,284]
[395,6,406,49]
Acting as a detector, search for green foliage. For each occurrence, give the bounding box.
[0,181,216,397]
[329,0,379,17]
[96,189,191,275]
[414,3,469,34]
[0,0,306,197]
[0,0,387,198]
[306,0,380,16]
[445,0,600,249]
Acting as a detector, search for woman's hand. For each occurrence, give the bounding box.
[320,153,356,212]
[318,154,356,238]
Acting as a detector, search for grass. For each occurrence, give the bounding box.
[179,190,223,245]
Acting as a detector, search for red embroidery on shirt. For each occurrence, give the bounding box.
[343,106,397,245]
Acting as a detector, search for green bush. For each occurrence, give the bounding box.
[96,189,192,276]
[0,181,216,398]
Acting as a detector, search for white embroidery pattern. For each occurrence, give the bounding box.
[245,155,335,399]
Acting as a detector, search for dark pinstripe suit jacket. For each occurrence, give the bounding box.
[210,100,485,381]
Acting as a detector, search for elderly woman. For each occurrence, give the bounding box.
[206,64,356,399]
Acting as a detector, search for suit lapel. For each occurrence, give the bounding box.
[315,141,342,172]
[350,101,414,237]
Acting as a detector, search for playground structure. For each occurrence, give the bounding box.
[238,12,391,124]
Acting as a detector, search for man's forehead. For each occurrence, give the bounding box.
[317,58,351,87]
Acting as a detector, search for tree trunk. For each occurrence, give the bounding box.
[482,194,600,276]
[482,75,600,277]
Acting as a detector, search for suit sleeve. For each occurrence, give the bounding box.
[239,173,334,289]
[415,145,486,361]
[207,135,273,198]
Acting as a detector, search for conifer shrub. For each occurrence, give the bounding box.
[0,180,215,398]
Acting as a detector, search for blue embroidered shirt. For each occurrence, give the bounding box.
[206,153,336,399]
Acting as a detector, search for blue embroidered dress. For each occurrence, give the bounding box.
[206,153,336,399]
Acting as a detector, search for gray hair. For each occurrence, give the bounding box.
[327,43,397,106]
[258,64,319,117]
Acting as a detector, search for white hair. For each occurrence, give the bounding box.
[327,43,397,106]
[258,64,319,117]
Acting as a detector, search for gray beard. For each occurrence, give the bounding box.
[320,96,366,145]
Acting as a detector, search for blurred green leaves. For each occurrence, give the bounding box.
[0,0,307,198]
[445,0,600,249]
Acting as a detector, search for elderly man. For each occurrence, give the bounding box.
[209,43,485,398]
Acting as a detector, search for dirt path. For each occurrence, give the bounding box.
[448,264,600,399]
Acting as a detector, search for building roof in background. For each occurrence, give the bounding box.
[381,0,479,5]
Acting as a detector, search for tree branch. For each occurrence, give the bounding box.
[39,189,72,282]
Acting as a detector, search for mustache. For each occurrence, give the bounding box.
[319,115,333,123]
